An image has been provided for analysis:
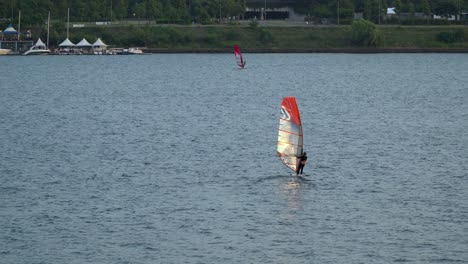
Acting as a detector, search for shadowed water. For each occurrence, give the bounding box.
[1,54,467,263]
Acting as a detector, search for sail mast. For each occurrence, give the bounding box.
[18,10,21,41]
[67,8,70,39]
[47,11,50,48]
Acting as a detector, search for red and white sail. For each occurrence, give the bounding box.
[233,44,246,68]
[277,97,304,173]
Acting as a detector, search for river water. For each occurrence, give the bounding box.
[1,54,467,263]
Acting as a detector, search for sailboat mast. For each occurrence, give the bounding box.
[18,10,21,41]
[67,8,70,39]
[110,0,113,23]
[47,11,50,48]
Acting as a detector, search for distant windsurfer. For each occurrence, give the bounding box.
[296,152,308,175]
[234,44,246,68]
[239,58,246,68]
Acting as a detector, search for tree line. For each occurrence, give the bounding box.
[1,0,466,26]
[295,0,466,23]
[0,0,245,25]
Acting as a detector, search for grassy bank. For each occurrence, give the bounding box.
[43,24,468,52]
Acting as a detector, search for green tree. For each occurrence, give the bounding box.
[364,0,380,23]
[189,0,211,23]
[191,0,218,23]
[164,1,178,22]
[224,0,244,18]
[258,28,273,44]
[114,0,130,19]
[335,0,355,22]
[380,0,388,16]
[354,0,365,13]
[364,0,371,20]
[350,18,382,46]
[134,1,146,19]
[408,1,415,17]
[88,0,106,21]
[433,0,458,17]
[71,1,88,21]
[455,0,464,17]
[173,0,190,22]
[422,0,431,16]
[437,29,464,43]
[147,0,164,21]
[310,3,332,18]
[393,0,402,14]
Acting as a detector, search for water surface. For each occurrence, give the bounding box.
[1,54,467,263]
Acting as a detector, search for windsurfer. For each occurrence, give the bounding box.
[297,152,308,175]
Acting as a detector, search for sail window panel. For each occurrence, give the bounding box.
[277,142,301,157]
[280,156,299,171]
[277,141,294,154]
[278,133,301,146]
[279,122,301,136]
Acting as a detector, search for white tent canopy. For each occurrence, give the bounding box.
[59,38,75,47]
[76,38,92,47]
[93,38,107,47]
[33,38,47,48]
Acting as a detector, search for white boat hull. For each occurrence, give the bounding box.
[23,49,51,55]
[0,48,12,55]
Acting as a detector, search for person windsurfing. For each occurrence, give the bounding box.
[296,151,308,175]
[241,58,246,68]
[234,44,246,68]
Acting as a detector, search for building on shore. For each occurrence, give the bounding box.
[245,0,305,21]
[0,24,33,53]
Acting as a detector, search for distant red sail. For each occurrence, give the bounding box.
[233,44,246,68]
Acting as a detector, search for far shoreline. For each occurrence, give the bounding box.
[11,24,467,55]
[144,47,468,53]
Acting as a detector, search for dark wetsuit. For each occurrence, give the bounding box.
[297,153,308,175]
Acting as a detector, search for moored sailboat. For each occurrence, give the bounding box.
[23,38,50,55]
[23,11,50,55]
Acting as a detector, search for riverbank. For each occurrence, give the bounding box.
[38,24,468,53]
[144,47,468,53]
